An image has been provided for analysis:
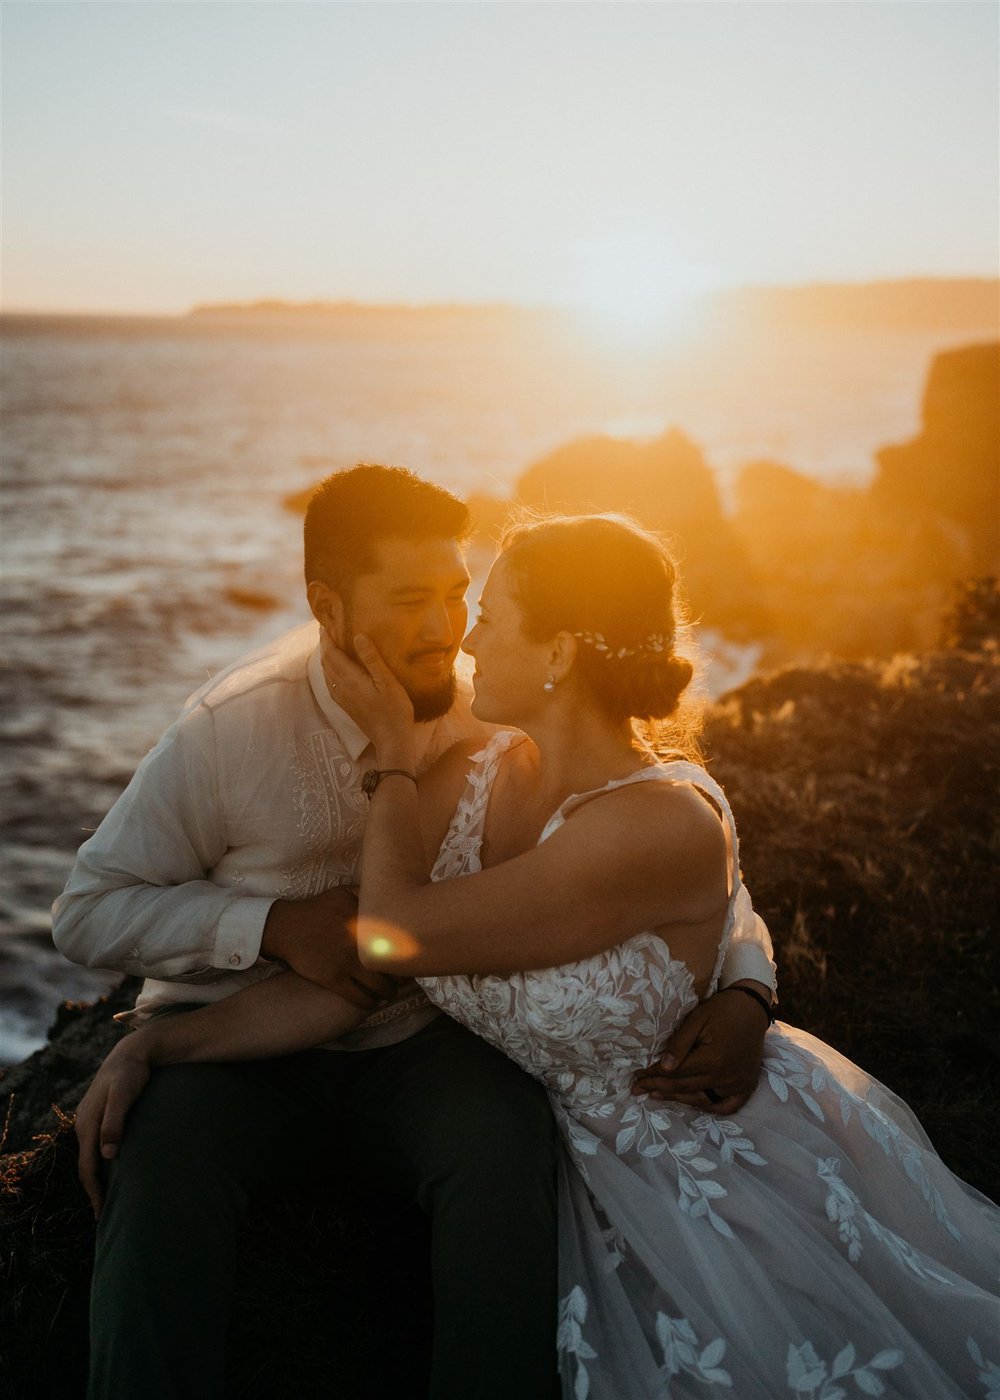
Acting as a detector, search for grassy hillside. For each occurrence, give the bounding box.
[705,578,999,1192]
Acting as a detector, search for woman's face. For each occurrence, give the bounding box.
[462,555,551,724]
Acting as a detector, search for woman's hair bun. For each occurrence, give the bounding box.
[619,652,695,722]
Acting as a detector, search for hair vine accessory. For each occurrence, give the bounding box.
[572,630,669,659]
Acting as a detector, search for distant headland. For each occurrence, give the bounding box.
[2,278,995,336]
[185,279,999,334]
[186,299,537,319]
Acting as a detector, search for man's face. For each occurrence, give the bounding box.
[329,536,470,722]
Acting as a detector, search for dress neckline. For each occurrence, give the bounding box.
[436,730,745,997]
[539,757,720,843]
[473,732,741,992]
[467,733,739,882]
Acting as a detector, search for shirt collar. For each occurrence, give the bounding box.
[306,642,437,766]
[307,645,372,762]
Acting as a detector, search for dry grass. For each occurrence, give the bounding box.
[704,578,1000,1194]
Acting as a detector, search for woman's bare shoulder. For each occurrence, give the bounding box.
[625,772,725,838]
[571,774,728,890]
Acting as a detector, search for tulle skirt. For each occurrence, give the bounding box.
[554,1025,1000,1399]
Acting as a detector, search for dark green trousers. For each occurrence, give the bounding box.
[88,1015,559,1400]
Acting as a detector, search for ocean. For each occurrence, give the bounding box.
[0,308,983,1065]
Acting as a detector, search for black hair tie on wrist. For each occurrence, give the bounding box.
[717,984,776,1026]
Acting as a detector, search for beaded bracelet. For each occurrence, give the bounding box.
[361,768,418,799]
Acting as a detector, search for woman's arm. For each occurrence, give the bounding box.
[75,972,365,1216]
[359,775,726,976]
[323,636,728,980]
[137,970,365,1062]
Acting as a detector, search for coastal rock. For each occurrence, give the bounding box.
[730,459,949,658]
[516,427,722,526]
[872,341,1000,574]
[728,343,1000,660]
[0,982,136,1152]
[282,341,999,665]
[515,428,765,637]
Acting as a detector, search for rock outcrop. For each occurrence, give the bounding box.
[514,428,765,638]
[872,341,999,575]
[728,343,1000,660]
[285,342,1000,666]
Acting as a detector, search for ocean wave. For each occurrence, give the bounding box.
[0,932,119,1068]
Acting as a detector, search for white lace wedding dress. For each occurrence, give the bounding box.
[422,732,1000,1399]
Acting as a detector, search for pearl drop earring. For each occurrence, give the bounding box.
[543,675,556,693]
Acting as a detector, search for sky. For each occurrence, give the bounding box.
[2,1,998,315]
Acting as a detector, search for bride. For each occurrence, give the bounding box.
[77,513,999,1397]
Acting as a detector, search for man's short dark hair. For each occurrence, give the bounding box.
[303,463,471,593]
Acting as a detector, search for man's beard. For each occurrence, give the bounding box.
[410,669,458,723]
[340,604,457,723]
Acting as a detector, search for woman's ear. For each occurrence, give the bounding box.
[547,630,579,684]
[307,580,346,644]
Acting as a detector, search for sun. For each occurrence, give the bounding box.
[570,235,721,345]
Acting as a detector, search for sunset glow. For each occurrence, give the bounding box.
[572,236,722,343]
[2,2,996,315]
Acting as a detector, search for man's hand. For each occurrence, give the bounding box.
[75,1036,153,1219]
[261,886,397,1008]
[631,981,772,1115]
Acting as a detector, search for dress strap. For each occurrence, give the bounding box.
[654,764,749,992]
[431,729,522,881]
[542,760,746,993]
[648,761,741,878]
[467,728,522,780]
[543,760,740,874]
[461,729,524,831]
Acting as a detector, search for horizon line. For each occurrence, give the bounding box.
[2,274,998,321]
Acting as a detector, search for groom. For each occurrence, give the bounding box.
[55,464,776,1400]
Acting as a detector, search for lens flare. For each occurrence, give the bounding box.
[358,917,421,964]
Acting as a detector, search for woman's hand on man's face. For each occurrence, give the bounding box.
[320,630,415,757]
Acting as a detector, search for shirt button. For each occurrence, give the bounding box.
[229,953,241,967]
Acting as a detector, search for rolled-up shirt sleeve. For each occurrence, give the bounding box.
[52,704,273,980]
